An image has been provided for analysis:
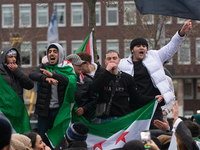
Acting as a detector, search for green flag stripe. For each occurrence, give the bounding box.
[72,99,157,138]
[0,74,31,134]
[75,34,90,54]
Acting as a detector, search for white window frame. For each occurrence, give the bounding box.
[124,39,131,58]
[20,42,32,68]
[2,41,11,47]
[165,17,172,24]
[54,3,66,27]
[178,39,191,65]
[177,18,187,24]
[106,2,118,26]
[71,3,84,27]
[19,4,31,28]
[37,41,48,65]
[36,3,49,27]
[71,40,83,54]
[123,1,136,25]
[96,40,102,64]
[59,41,67,58]
[196,38,200,64]
[95,2,101,26]
[106,39,119,52]
[2,4,14,28]
[141,14,154,25]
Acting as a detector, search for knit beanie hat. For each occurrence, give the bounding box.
[10,134,31,150]
[66,122,89,142]
[0,118,12,149]
[130,38,148,51]
[6,49,17,58]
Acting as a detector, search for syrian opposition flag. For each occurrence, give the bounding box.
[47,7,59,45]
[0,74,31,134]
[75,29,94,63]
[71,99,158,150]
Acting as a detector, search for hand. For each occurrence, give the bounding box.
[171,100,179,120]
[179,19,192,36]
[146,140,160,150]
[45,78,58,86]
[8,63,18,72]
[106,63,118,73]
[45,146,51,150]
[155,95,163,103]
[75,107,84,116]
[40,68,53,77]
[154,118,170,131]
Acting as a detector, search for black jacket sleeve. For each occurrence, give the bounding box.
[176,121,199,150]
[13,67,34,90]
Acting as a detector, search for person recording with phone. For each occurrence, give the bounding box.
[92,50,163,124]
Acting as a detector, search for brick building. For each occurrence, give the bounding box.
[0,0,200,117]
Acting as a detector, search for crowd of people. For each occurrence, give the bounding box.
[1,19,199,150]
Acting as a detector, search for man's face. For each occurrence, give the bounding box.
[73,64,82,75]
[48,48,59,65]
[105,52,120,67]
[81,62,89,73]
[132,45,147,61]
[6,54,17,64]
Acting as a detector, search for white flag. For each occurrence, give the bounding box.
[47,7,59,45]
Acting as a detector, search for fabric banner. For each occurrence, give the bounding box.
[135,0,200,21]
[0,74,31,134]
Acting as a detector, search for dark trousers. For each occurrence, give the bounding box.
[38,108,59,147]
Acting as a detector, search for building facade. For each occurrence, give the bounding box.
[0,0,200,117]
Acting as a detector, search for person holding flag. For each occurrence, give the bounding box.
[29,43,76,147]
[0,47,34,134]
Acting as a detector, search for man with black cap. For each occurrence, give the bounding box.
[29,43,76,146]
[118,20,192,129]
[0,118,12,150]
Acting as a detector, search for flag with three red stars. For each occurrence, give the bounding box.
[72,99,158,150]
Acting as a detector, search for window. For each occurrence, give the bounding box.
[141,14,154,25]
[165,17,172,24]
[146,38,155,50]
[184,79,193,99]
[19,4,31,28]
[71,3,83,26]
[59,41,66,59]
[96,40,102,65]
[124,1,136,25]
[106,40,119,52]
[196,38,200,64]
[106,2,118,26]
[124,39,131,58]
[36,4,48,27]
[196,79,200,99]
[96,2,101,26]
[21,42,32,67]
[71,40,83,54]
[54,3,66,27]
[178,39,190,64]
[177,18,187,24]
[37,42,48,65]
[2,42,11,47]
[2,4,14,28]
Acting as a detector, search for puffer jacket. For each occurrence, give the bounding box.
[0,47,34,102]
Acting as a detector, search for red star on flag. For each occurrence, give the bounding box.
[115,131,129,145]
[93,140,107,150]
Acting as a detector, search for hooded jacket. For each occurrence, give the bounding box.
[0,47,34,102]
[29,43,69,117]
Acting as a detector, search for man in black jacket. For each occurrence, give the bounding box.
[92,50,164,123]
[0,47,34,102]
[29,43,72,146]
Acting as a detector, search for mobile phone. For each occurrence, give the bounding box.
[140,130,151,144]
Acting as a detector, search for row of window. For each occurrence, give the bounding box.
[2,38,200,67]
[2,2,200,28]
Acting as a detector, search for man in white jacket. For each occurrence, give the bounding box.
[118,20,192,129]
